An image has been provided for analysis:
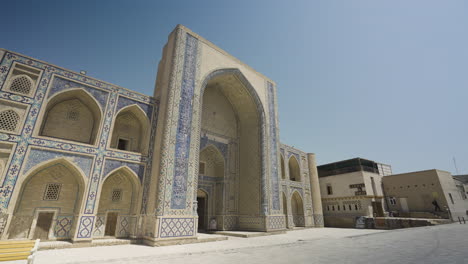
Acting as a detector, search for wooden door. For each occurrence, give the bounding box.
[34,212,54,240]
[105,212,118,236]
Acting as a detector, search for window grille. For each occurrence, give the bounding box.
[112,189,122,202]
[0,110,20,132]
[9,75,32,95]
[67,110,80,121]
[43,183,61,201]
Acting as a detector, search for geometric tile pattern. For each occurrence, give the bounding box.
[24,148,94,178]
[116,96,153,119]
[49,77,109,108]
[77,215,94,238]
[93,215,105,237]
[54,216,73,238]
[102,159,145,182]
[160,218,194,238]
[267,81,280,211]
[0,51,156,228]
[268,215,286,230]
[0,212,8,237]
[170,34,199,209]
[223,215,238,230]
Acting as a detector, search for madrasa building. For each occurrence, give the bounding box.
[0,25,323,245]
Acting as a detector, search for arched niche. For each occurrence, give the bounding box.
[9,159,86,240]
[199,145,225,177]
[198,69,266,221]
[97,167,141,237]
[40,89,102,145]
[291,191,305,227]
[110,105,150,154]
[288,156,301,182]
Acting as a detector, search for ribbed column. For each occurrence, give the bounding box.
[307,153,324,227]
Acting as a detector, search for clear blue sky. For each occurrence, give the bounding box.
[2,0,467,174]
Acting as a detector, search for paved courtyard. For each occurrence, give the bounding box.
[7,223,468,264]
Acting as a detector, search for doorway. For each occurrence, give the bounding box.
[104,212,118,236]
[197,196,206,231]
[34,212,54,240]
[372,201,384,217]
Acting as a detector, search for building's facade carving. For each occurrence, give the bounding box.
[0,25,323,244]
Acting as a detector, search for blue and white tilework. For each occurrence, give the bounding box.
[170,34,198,209]
[267,81,280,211]
[159,218,195,238]
[24,148,94,178]
[48,77,109,108]
[0,51,156,239]
[102,159,145,182]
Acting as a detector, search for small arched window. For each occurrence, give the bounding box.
[0,110,20,132]
[9,75,33,95]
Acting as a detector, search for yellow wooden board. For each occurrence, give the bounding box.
[0,252,30,260]
[0,243,34,249]
[0,247,31,253]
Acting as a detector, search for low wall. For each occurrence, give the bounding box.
[365,217,451,229]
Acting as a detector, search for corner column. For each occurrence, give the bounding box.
[307,153,324,227]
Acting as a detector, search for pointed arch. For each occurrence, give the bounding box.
[288,155,301,182]
[98,166,141,217]
[8,158,87,240]
[291,191,305,227]
[110,104,150,154]
[199,144,225,177]
[39,88,103,145]
[196,68,267,221]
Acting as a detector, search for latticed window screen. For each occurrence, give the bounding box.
[0,110,20,132]
[112,189,122,202]
[9,75,32,95]
[43,183,61,201]
[67,110,80,121]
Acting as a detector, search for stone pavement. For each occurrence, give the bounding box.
[5,224,468,264]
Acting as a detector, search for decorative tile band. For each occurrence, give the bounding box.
[171,34,198,209]
[160,217,195,238]
[24,148,94,178]
[77,215,94,239]
[267,82,280,211]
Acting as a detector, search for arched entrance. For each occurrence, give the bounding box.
[97,167,140,238]
[197,145,225,231]
[291,192,305,227]
[288,156,301,182]
[9,159,86,240]
[110,105,150,154]
[197,69,265,231]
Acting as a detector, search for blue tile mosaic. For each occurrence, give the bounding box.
[171,34,198,209]
[267,82,280,211]
[102,159,145,182]
[116,96,153,119]
[24,149,94,178]
[0,51,157,218]
[49,77,109,109]
[199,136,228,160]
